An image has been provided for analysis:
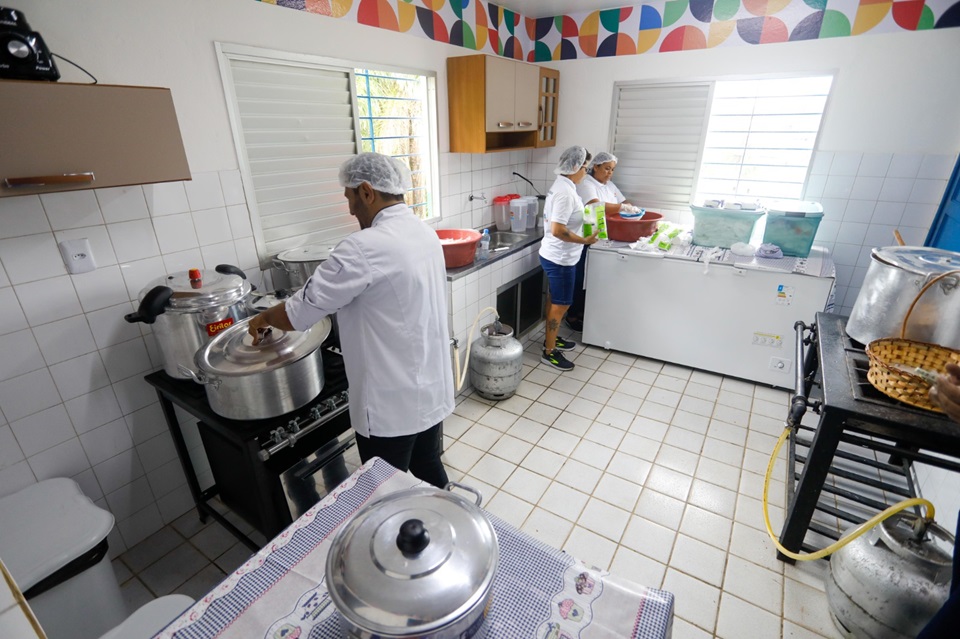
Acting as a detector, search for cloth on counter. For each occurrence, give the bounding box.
[156,458,674,639]
[729,242,756,257]
[757,243,784,259]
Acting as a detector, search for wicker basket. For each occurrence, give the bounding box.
[865,269,960,412]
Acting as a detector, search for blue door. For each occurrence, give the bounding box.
[925,155,960,250]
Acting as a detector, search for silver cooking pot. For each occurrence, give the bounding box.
[847,247,960,348]
[273,243,339,288]
[326,483,498,639]
[181,315,331,420]
[124,265,252,378]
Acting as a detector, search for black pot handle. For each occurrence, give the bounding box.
[215,263,256,292]
[124,286,173,324]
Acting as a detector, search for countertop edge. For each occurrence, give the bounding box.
[445,231,542,281]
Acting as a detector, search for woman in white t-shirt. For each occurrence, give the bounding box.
[567,151,638,331]
[538,146,598,371]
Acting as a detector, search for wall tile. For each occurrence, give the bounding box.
[918,154,956,180]
[887,153,923,179]
[124,402,166,445]
[93,447,146,495]
[87,302,140,349]
[119,256,166,300]
[813,220,839,243]
[40,190,103,230]
[897,226,928,245]
[0,368,61,422]
[49,350,111,402]
[831,243,863,267]
[113,376,156,415]
[879,177,914,202]
[864,224,897,247]
[105,475,155,520]
[856,153,891,177]
[830,152,861,176]
[101,338,153,383]
[849,177,883,201]
[822,175,854,199]
[0,195,50,238]
[72,468,103,501]
[0,460,36,499]
[32,314,97,365]
[871,201,905,226]
[64,386,123,435]
[184,172,225,211]
[95,186,150,223]
[10,404,76,457]
[835,222,868,245]
[55,225,118,267]
[909,179,948,205]
[234,238,258,271]
[116,503,164,548]
[0,425,25,470]
[192,207,232,246]
[14,275,82,326]
[226,204,253,239]
[802,174,826,200]
[27,438,89,481]
[219,170,246,206]
[841,200,875,224]
[143,182,190,217]
[200,241,238,269]
[108,219,161,263]
[901,203,938,230]
[162,248,205,274]
[0,234,67,284]
[141,436,180,479]
[0,329,45,382]
[157,484,193,524]
[0,263,8,287]
[71,265,130,313]
[153,212,199,254]
[80,417,134,466]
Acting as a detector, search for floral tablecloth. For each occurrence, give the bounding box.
[156,458,674,639]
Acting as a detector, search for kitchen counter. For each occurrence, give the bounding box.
[445,227,542,281]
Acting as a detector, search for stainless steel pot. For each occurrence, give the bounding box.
[273,243,339,288]
[182,315,332,420]
[847,247,960,348]
[326,483,498,639]
[124,264,252,378]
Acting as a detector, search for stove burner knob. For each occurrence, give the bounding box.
[7,39,30,59]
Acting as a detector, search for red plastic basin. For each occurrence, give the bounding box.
[606,211,663,242]
[436,229,482,268]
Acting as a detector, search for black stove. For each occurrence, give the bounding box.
[145,344,355,549]
[778,312,960,561]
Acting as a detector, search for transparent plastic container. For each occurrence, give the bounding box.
[492,196,512,231]
[521,196,538,229]
[761,201,824,257]
[690,205,765,248]
[509,201,527,232]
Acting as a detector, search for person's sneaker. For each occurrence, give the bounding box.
[553,336,576,351]
[564,316,584,332]
[541,348,574,371]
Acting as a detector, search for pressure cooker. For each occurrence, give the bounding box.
[124,264,253,378]
[326,484,498,639]
[847,247,960,348]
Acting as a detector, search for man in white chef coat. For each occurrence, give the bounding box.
[248,152,454,488]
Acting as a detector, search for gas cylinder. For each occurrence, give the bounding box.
[826,512,954,638]
[469,322,524,400]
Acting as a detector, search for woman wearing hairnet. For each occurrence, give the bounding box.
[538,146,598,371]
[566,151,639,331]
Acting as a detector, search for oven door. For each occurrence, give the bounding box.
[279,429,360,520]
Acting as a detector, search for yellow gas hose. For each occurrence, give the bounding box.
[763,426,936,561]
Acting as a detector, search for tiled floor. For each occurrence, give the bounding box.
[113,327,843,639]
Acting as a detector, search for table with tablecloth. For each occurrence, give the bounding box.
[157,457,674,639]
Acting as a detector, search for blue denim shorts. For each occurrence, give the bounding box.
[540,256,576,306]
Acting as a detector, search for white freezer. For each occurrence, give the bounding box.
[582,245,835,389]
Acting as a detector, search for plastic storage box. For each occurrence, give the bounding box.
[761,200,824,257]
[690,204,765,248]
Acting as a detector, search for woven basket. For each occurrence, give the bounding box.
[865,269,960,412]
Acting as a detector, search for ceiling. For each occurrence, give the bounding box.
[498,0,630,19]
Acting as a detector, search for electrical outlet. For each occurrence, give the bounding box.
[58,238,97,274]
[769,357,790,372]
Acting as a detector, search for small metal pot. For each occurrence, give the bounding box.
[847,247,960,347]
[326,483,498,639]
[124,264,252,378]
[182,316,331,420]
[273,243,339,288]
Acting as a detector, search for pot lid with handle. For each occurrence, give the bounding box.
[872,247,960,277]
[196,316,331,376]
[137,265,252,312]
[325,485,498,636]
[276,242,340,264]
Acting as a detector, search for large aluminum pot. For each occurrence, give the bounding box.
[326,483,498,639]
[847,247,960,348]
[273,243,339,288]
[124,264,252,378]
[183,315,331,420]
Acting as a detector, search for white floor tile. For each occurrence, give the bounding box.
[563,525,617,570]
[634,490,685,531]
[605,451,652,485]
[618,432,661,462]
[551,411,592,437]
[522,401,562,426]
[539,428,580,456]
[468,454,516,487]
[488,434,534,464]
[521,506,573,549]
[570,439,615,470]
[663,568,720,633]
[687,479,737,519]
[584,421,625,447]
[655,444,700,476]
[628,415,669,441]
[578,498,629,542]
[610,546,667,591]
[539,387,575,410]
[663,426,705,454]
[669,534,727,587]
[679,505,733,551]
[502,466,551,504]
[644,464,693,501]
[594,473,642,512]
[461,423,503,450]
[696,457,742,492]
[515,379,547,401]
[505,416,548,444]
[594,405,634,429]
[722,554,784,615]
[484,490,533,529]
[784,577,841,637]
[539,481,589,521]
[621,515,676,564]
[606,390,643,413]
[477,406,519,431]
[554,458,602,494]
[716,592,782,639]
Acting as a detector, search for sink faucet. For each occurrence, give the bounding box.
[468,193,487,203]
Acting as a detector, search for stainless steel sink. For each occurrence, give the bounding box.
[488,231,529,250]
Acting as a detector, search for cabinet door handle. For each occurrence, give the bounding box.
[517,121,534,127]
[4,172,96,188]
[497,121,514,128]
[538,105,544,129]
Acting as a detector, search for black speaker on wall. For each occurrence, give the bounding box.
[0,7,59,81]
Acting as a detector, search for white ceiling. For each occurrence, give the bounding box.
[498,0,630,19]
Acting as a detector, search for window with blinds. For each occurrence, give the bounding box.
[217,45,438,264]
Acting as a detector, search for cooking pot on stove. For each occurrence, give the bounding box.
[847,247,960,348]
[124,265,253,378]
[245,287,340,348]
[326,483,498,639]
[181,315,331,420]
[273,242,340,288]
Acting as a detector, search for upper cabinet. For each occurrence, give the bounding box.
[537,67,559,149]
[448,55,559,153]
[0,80,191,197]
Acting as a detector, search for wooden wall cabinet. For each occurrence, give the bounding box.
[0,80,191,197]
[448,54,559,153]
[537,67,559,148]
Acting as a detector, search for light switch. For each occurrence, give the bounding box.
[58,238,97,274]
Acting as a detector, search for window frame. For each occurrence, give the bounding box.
[215,43,442,269]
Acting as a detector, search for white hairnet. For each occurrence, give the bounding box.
[339,152,412,195]
[554,146,588,175]
[590,151,618,168]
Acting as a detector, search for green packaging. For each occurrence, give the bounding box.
[583,203,608,240]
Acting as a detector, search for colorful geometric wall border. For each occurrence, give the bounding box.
[257,0,960,61]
